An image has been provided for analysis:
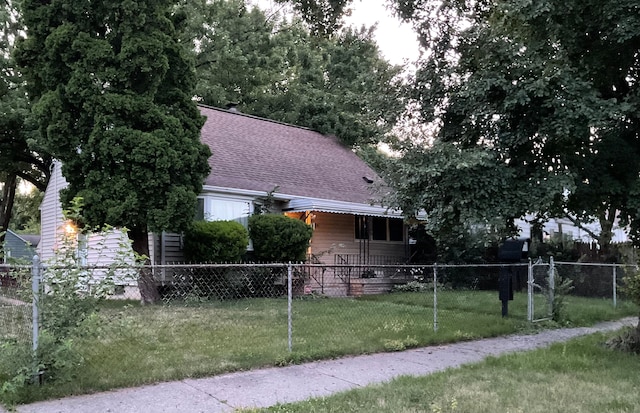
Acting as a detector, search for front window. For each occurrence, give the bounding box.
[354,216,404,242]
[355,216,368,240]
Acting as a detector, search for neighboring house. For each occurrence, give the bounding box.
[514,216,629,244]
[2,229,40,264]
[40,105,408,289]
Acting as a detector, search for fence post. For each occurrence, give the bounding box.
[527,259,533,322]
[287,262,293,353]
[612,265,617,309]
[548,256,555,318]
[32,255,40,353]
[433,264,438,332]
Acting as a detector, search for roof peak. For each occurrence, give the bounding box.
[197,103,318,134]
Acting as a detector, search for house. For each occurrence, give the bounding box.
[514,216,629,245]
[196,105,407,265]
[39,105,409,295]
[2,229,40,264]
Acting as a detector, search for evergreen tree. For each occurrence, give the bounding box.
[16,0,211,303]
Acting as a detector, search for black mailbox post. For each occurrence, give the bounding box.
[497,240,524,317]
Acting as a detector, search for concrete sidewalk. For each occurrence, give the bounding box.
[10,318,636,413]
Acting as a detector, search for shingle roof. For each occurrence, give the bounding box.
[199,105,382,205]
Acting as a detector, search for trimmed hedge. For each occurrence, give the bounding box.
[248,214,313,262]
[183,220,249,263]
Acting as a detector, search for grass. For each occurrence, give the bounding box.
[255,331,640,413]
[3,290,637,405]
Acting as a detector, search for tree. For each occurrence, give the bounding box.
[387,0,640,253]
[274,0,354,38]
[16,0,211,303]
[182,0,297,110]
[9,185,43,234]
[0,0,50,244]
[183,0,404,148]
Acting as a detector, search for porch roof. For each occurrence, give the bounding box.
[283,197,403,218]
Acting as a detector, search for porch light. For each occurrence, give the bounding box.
[64,221,78,235]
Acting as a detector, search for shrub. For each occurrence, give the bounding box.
[183,220,249,263]
[1,198,134,405]
[248,214,313,262]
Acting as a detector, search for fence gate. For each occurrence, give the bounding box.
[528,258,553,322]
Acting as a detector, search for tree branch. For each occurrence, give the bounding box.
[562,213,601,242]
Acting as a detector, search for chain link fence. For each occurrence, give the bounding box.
[0,264,33,347]
[1,258,636,393]
[555,261,630,302]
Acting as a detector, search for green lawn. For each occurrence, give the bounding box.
[5,290,637,404]
[256,331,640,413]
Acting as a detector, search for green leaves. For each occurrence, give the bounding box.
[248,214,313,262]
[16,0,211,246]
[388,0,640,249]
[184,0,403,148]
[274,0,354,37]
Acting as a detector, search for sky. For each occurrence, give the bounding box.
[250,0,421,66]
[344,0,420,65]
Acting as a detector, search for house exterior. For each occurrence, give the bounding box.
[39,105,409,279]
[514,216,629,244]
[2,229,40,264]
[196,105,407,265]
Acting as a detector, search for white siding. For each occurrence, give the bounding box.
[39,162,146,267]
[515,216,629,243]
[39,161,66,262]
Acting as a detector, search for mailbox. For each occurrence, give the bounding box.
[497,240,524,317]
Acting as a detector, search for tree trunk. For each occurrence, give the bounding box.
[0,173,18,243]
[128,226,160,304]
[597,208,615,259]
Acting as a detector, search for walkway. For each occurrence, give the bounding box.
[10,317,636,413]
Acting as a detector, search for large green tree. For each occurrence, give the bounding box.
[274,0,354,38]
[184,0,404,147]
[16,0,211,302]
[0,0,50,245]
[387,0,640,252]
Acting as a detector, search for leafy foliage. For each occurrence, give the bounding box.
[388,0,640,250]
[1,198,137,403]
[183,0,404,147]
[382,141,534,260]
[248,214,313,262]
[608,269,640,353]
[274,0,354,37]
[9,188,43,234]
[550,267,574,323]
[15,0,211,302]
[183,220,249,263]
[0,0,50,243]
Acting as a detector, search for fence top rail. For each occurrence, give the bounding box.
[555,261,638,268]
[148,263,530,269]
[18,262,536,270]
[152,262,530,269]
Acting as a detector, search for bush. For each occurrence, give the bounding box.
[183,220,249,263]
[248,214,313,262]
